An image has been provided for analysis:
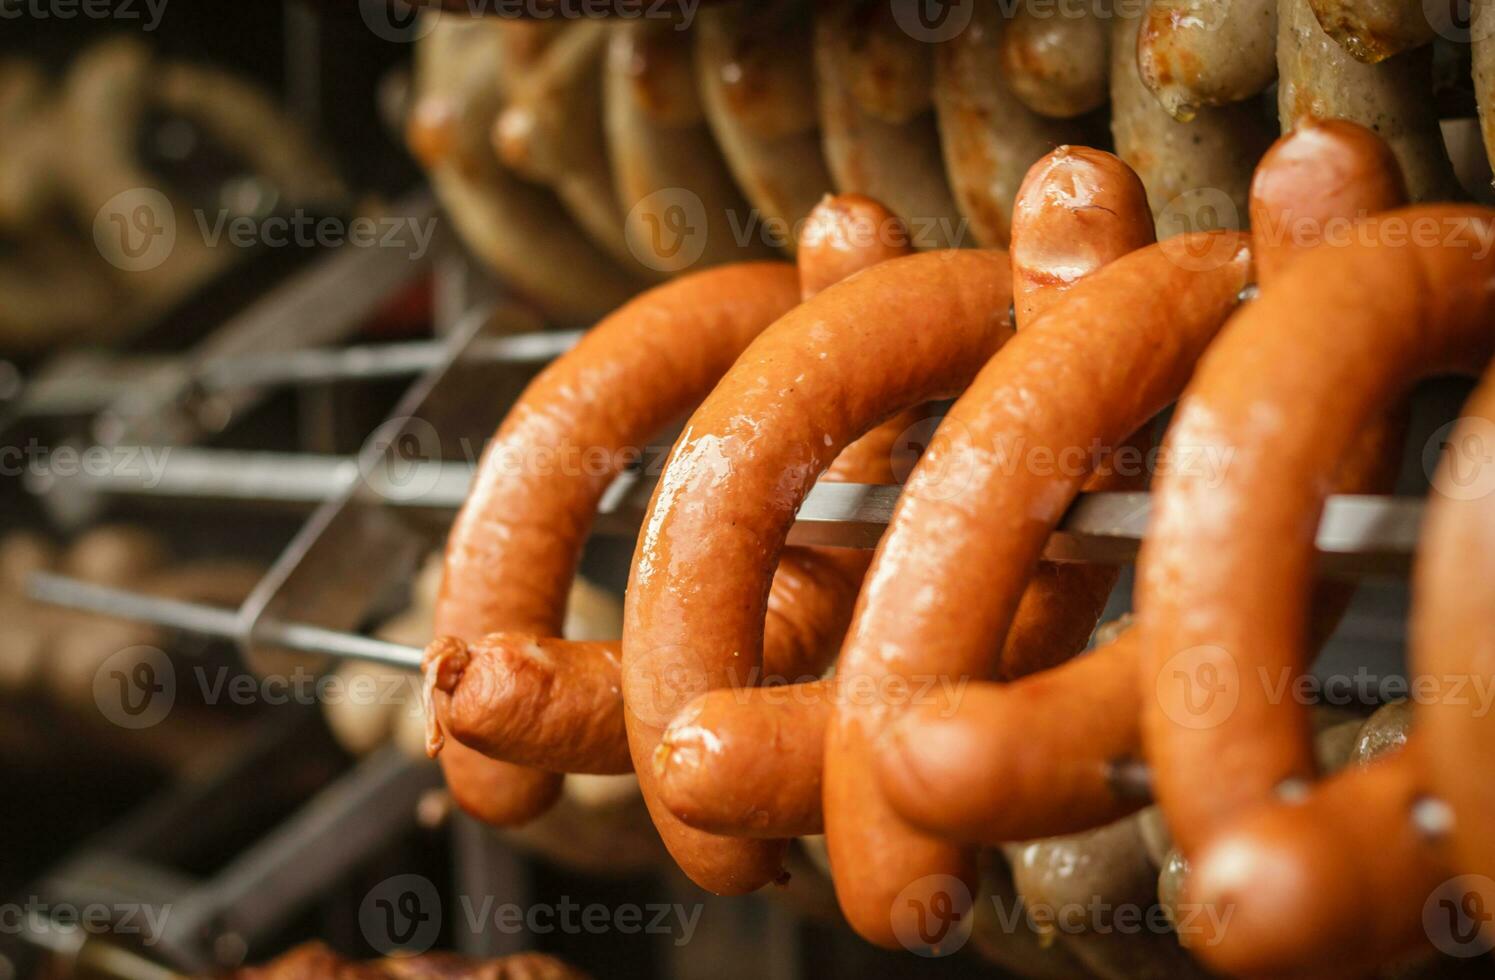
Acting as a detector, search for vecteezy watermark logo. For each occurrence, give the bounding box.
[457,896,702,945]
[621,643,712,729]
[361,416,444,503]
[894,416,977,503]
[891,0,975,42]
[1424,875,1495,958]
[1428,0,1495,44]
[891,874,974,957]
[94,188,176,273]
[0,0,169,30]
[1156,644,1239,730]
[1156,187,1245,272]
[0,899,172,946]
[358,0,435,43]
[1424,416,1495,502]
[93,646,175,730]
[361,874,442,955]
[626,188,708,274]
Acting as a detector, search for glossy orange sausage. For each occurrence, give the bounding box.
[624,249,1017,895]
[1416,368,1495,923]
[874,124,1410,857]
[1182,743,1445,977]
[826,232,1252,948]
[1140,206,1495,857]
[656,678,835,839]
[427,262,802,819]
[877,630,1145,844]
[1010,146,1156,326]
[429,198,914,782]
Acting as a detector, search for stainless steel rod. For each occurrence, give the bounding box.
[36,447,1425,570]
[27,573,424,671]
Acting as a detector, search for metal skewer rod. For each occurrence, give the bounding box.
[6,329,584,420]
[28,573,424,671]
[32,445,1425,572]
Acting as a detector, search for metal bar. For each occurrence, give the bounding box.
[35,446,1427,569]
[27,574,423,671]
[6,328,580,421]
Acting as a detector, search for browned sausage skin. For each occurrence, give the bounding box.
[426,262,801,820]
[825,229,1252,948]
[1140,206,1495,860]
[624,248,1018,895]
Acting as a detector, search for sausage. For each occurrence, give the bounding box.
[694,0,833,254]
[971,849,1098,979]
[624,248,1018,896]
[431,198,913,789]
[1307,0,1437,63]
[1414,367,1495,934]
[605,20,777,272]
[1248,116,1408,280]
[933,2,1088,248]
[1278,0,1460,202]
[1007,814,1214,980]
[826,232,1251,948]
[1010,146,1155,325]
[876,630,1146,844]
[816,0,966,248]
[655,679,833,839]
[1181,744,1445,977]
[999,1,1109,119]
[493,22,654,278]
[1111,6,1273,233]
[1138,205,1495,859]
[409,17,641,322]
[1137,0,1278,121]
[427,262,802,824]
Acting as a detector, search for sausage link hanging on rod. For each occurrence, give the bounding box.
[1111,4,1273,233]
[825,232,1252,950]
[934,2,1088,248]
[605,19,777,273]
[815,0,966,249]
[427,197,914,785]
[694,0,833,254]
[1139,205,1495,862]
[1415,364,1495,945]
[426,262,801,821]
[494,22,655,278]
[1137,0,1279,121]
[877,120,1414,862]
[1278,0,1459,202]
[624,248,1017,895]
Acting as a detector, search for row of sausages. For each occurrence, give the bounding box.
[416,115,1494,977]
[406,0,1487,325]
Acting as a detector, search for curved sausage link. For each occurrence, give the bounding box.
[1416,366,1495,933]
[624,249,1018,895]
[1137,0,1278,121]
[1181,743,1445,976]
[431,198,915,785]
[826,232,1252,948]
[877,630,1145,844]
[656,678,835,839]
[1140,205,1495,859]
[426,262,801,819]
